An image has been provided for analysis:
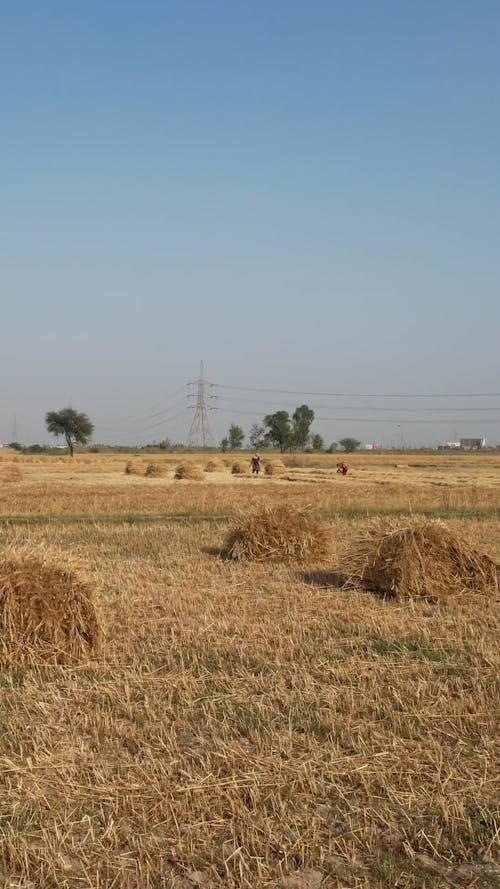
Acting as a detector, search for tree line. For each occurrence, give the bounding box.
[221,405,361,453]
[10,406,360,455]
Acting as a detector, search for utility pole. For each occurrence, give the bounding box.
[186,362,216,447]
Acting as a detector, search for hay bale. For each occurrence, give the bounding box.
[125,460,142,476]
[264,459,286,477]
[231,460,247,475]
[342,516,499,601]
[0,544,101,663]
[205,459,224,472]
[0,465,23,483]
[174,462,204,481]
[145,462,167,478]
[222,503,332,562]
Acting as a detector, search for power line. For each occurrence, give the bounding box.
[216,384,500,399]
[216,395,500,413]
[96,400,188,430]
[94,385,188,425]
[215,407,499,424]
[143,409,189,431]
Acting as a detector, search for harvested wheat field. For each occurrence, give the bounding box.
[0,452,499,888]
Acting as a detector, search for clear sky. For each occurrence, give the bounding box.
[2,1,499,448]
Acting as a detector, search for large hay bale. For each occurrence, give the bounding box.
[145,462,168,478]
[0,465,23,483]
[231,460,247,475]
[125,460,142,476]
[174,462,204,481]
[264,459,286,477]
[342,517,499,601]
[0,544,101,663]
[222,503,332,562]
[205,459,224,473]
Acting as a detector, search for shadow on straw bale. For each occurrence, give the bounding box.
[0,544,101,664]
[205,459,224,472]
[222,503,332,562]
[264,459,286,477]
[174,462,204,481]
[145,462,168,478]
[124,460,143,476]
[341,516,499,601]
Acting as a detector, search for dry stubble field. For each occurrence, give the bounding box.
[0,451,499,889]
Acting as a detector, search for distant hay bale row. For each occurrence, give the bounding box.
[124,461,168,478]
[0,544,101,664]
[231,458,287,477]
[340,516,499,601]
[124,457,290,479]
[222,503,332,562]
[125,461,210,479]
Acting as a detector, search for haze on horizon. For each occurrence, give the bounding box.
[1,1,499,449]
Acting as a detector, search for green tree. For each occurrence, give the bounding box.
[45,408,94,457]
[327,442,338,453]
[228,424,245,450]
[339,437,361,453]
[220,437,230,453]
[249,423,268,449]
[263,411,292,452]
[291,404,315,450]
[311,433,324,451]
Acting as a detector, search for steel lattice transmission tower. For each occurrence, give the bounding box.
[186,362,216,447]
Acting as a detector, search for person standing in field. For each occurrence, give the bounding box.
[251,453,261,475]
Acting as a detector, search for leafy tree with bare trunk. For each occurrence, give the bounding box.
[46,408,94,457]
[291,404,315,450]
[249,423,269,449]
[228,424,245,450]
[263,411,292,452]
[339,437,361,453]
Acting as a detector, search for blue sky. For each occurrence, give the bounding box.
[1,1,499,447]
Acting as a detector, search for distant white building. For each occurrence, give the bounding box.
[460,437,486,450]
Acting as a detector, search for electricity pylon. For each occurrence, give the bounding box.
[186,362,216,447]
